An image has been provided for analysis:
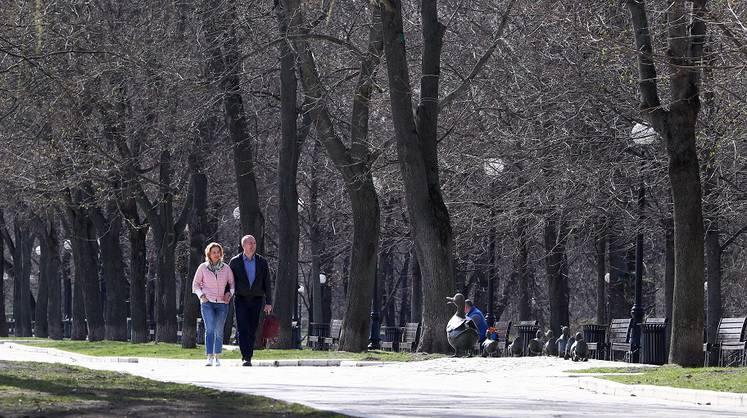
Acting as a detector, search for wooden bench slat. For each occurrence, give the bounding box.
[719,318,746,323]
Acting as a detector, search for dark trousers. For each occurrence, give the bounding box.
[235,295,263,361]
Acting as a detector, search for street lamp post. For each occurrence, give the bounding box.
[294,284,304,349]
[629,123,657,362]
[483,158,505,325]
[319,273,327,323]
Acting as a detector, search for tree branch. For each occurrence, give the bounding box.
[721,223,747,252]
[438,0,516,113]
[626,0,664,117]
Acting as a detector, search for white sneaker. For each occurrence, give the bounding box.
[205,355,213,366]
[214,357,221,367]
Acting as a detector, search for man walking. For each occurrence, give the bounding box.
[229,235,272,366]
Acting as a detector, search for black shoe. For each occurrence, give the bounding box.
[242,360,252,367]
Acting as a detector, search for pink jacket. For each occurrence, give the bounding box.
[192,262,235,304]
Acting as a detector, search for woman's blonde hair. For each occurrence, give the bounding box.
[204,242,224,263]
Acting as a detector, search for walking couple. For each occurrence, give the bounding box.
[192,235,272,367]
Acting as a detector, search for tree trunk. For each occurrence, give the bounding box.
[65,220,87,341]
[43,216,62,340]
[380,0,455,354]
[12,221,33,337]
[595,223,607,324]
[217,12,264,252]
[90,202,128,341]
[271,0,305,350]
[0,224,7,337]
[383,250,396,327]
[626,0,707,367]
[410,250,422,324]
[285,0,382,352]
[607,226,629,320]
[544,217,569,338]
[663,217,674,322]
[398,251,411,327]
[183,169,208,349]
[122,197,149,343]
[35,239,49,339]
[516,217,531,321]
[155,236,178,343]
[129,149,192,344]
[666,122,705,366]
[69,204,105,341]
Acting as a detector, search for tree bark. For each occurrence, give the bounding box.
[183,165,208,349]
[272,0,304,349]
[410,249,422,324]
[0,216,7,337]
[544,216,569,338]
[90,200,128,341]
[663,217,674,322]
[34,237,49,339]
[68,198,105,341]
[398,251,411,326]
[594,222,607,324]
[61,220,87,341]
[380,0,454,353]
[122,196,149,343]
[12,219,34,337]
[607,226,630,320]
[42,216,62,340]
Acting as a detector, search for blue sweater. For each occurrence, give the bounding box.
[467,307,488,341]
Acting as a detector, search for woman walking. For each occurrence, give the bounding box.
[193,242,235,366]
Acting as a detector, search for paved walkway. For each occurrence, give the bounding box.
[1,343,746,417]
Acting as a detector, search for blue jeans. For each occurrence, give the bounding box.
[201,302,229,355]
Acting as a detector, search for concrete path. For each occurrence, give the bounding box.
[1,343,745,418]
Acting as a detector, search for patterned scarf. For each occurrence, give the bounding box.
[207,260,224,273]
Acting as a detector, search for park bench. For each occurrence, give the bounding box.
[703,317,747,367]
[398,322,420,352]
[382,322,420,352]
[608,318,632,362]
[582,324,608,360]
[306,322,330,350]
[381,326,403,351]
[323,319,343,350]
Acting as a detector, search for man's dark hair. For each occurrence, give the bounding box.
[465,299,474,308]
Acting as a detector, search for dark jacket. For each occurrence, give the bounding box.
[229,253,272,305]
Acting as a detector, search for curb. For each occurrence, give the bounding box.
[577,376,747,409]
[1,342,389,368]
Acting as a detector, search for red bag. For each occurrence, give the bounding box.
[261,314,280,347]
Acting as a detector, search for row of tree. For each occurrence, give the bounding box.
[1,1,745,365]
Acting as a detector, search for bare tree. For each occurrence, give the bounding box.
[625,0,707,366]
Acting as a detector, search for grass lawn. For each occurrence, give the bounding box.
[573,365,747,393]
[0,361,343,417]
[0,338,442,362]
